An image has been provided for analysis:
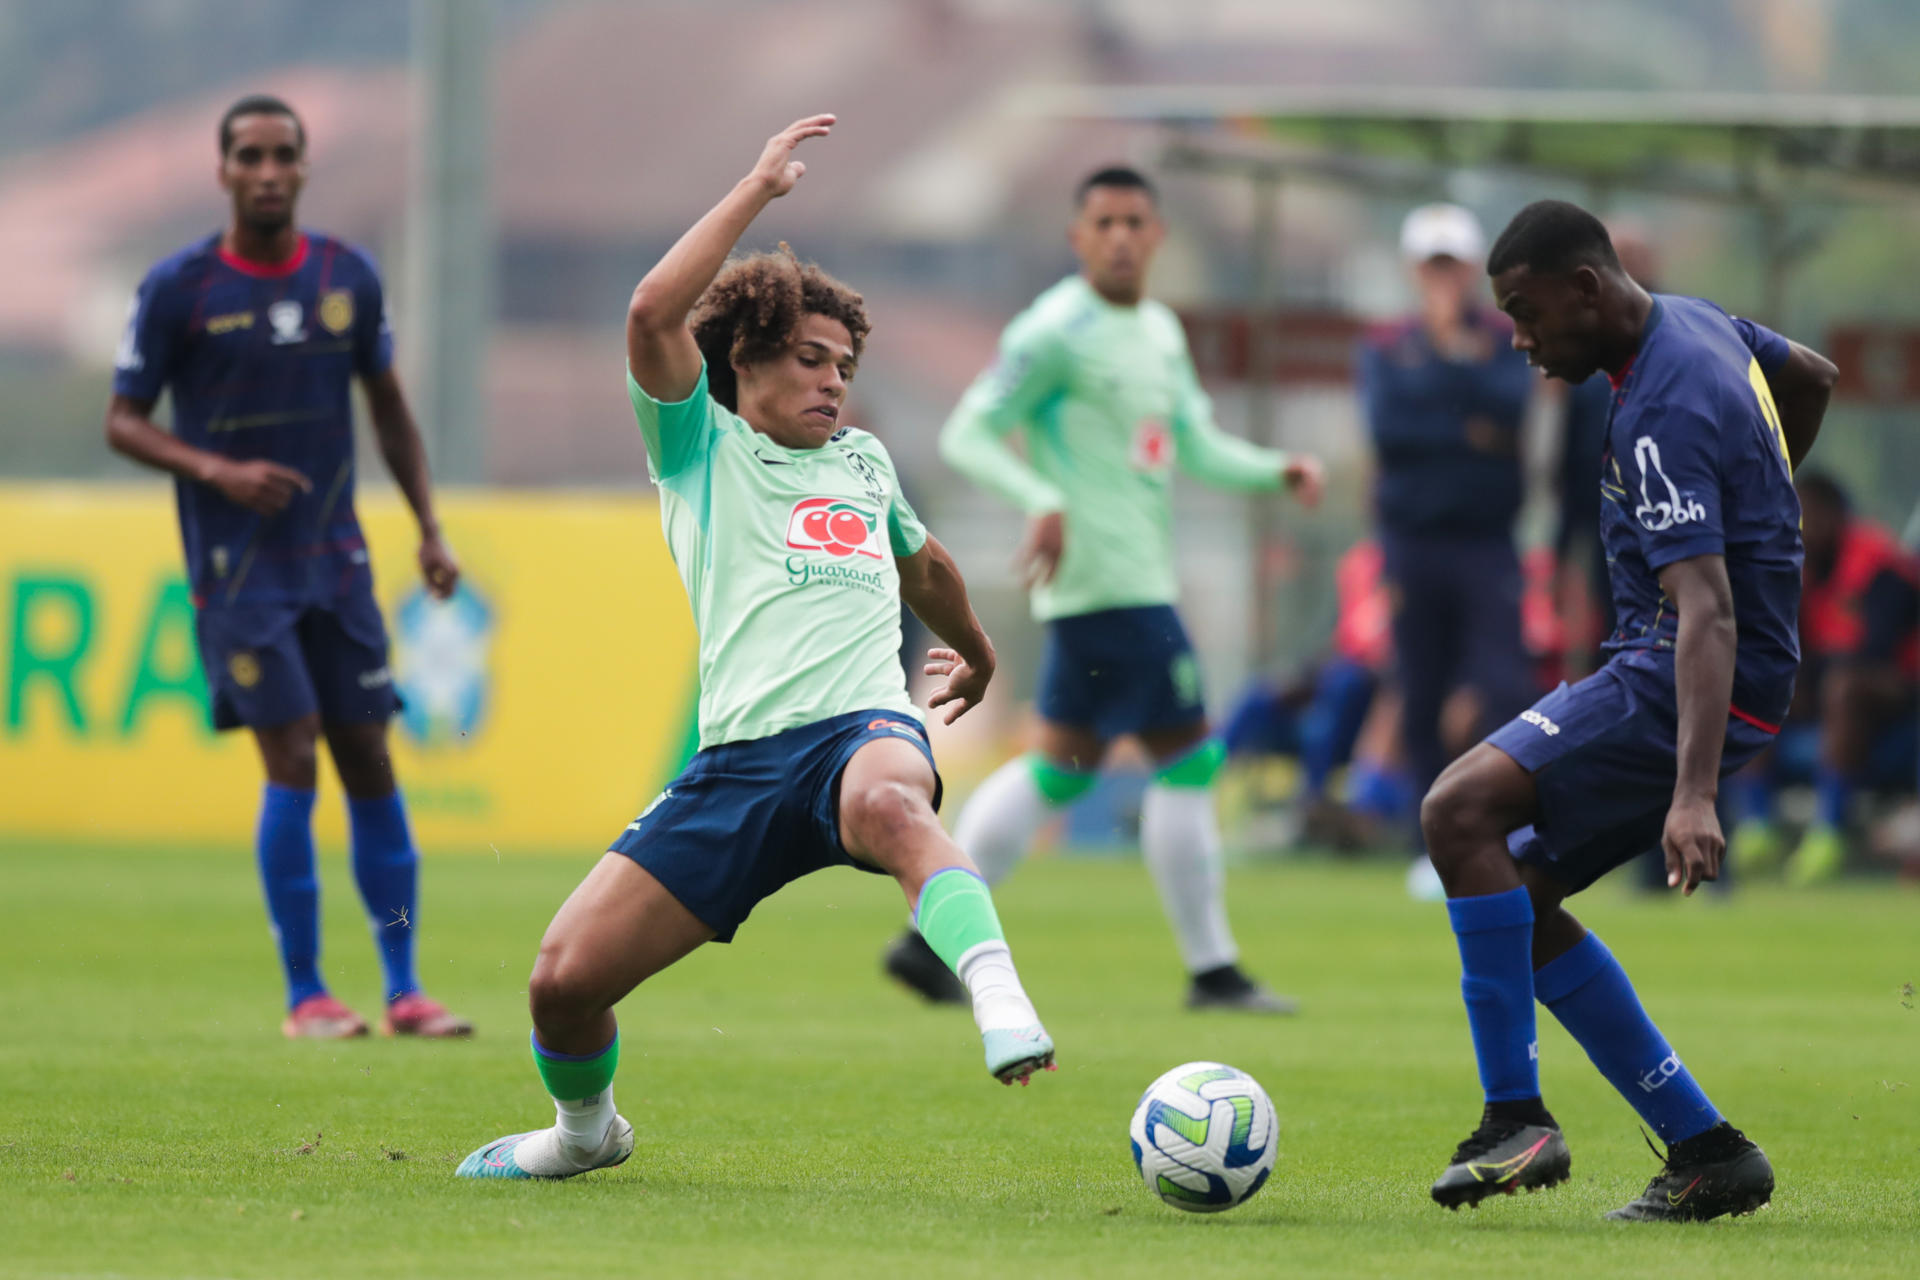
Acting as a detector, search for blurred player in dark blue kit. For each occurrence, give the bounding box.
[1419,201,1836,1219]
[1357,204,1536,898]
[106,95,472,1040]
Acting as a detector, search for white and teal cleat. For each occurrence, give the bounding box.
[455,1115,635,1180]
[984,1024,1056,1086]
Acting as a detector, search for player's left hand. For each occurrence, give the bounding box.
[418,533,460,601]
[924,647,991,725]
[1661,792,1724,896]
[1282,455,1324,509]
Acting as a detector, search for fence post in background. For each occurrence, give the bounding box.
[408,0,494,485]
[1247,172,1283,671]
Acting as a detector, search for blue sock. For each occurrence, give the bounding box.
[1347,760,1411,821]
[257,783,325,1009]
[1814,767,1851,829]
[1728,772,1774,825]
[348,791,420,1004]
[1535,933,1721,1143]
[1446,886,1540,1103]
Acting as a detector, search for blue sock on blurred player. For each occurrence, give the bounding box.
[1535,932,1721,1143]
[1446,886,1540,1103]
[348,791,420,1003]
[1813,767,1851,828]
[257,783,325,1008]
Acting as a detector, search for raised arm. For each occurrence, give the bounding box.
[626,114,835,402]
[363,366,458,599]
[897,534,996,725]
[1657,552,1738,896]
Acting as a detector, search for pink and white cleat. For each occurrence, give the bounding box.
[281,993,370,1040]
[382,992,475,1038]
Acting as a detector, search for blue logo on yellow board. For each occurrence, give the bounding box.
[393,583,493,746]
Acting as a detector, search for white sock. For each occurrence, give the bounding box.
[956,939,1039,1032]
[950,756,1055,886]
[553,1086,615,1157]
[1140,783,1240,974]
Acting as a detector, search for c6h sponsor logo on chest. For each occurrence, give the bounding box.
[785,498,883,560]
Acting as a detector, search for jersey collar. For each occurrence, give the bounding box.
[1607,295,1664,391]
[217,233,310,279]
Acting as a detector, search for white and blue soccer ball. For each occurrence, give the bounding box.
[1128,1061,1278,1213]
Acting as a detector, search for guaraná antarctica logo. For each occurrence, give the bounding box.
[784,497,884,560]
[392,580,494,747]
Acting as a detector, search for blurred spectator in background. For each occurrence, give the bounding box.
[1356,204,1535,897]
[1728,471,1920,883]
[1223,539,1404,845]
[1556,222,1658,679]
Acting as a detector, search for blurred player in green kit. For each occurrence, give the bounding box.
[883,166,1324,1012]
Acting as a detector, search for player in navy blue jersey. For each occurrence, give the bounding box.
[1417,201,1836,1220]
[106,95,472,1040]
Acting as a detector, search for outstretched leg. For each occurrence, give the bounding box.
[457,855,715,1179]
[843,737,1054,1084]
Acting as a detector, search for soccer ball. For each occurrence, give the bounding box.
[1128,1061,1278,1212]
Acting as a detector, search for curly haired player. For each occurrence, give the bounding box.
[458,115,1053,1182]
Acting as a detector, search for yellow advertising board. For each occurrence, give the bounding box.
[0,485,697,853]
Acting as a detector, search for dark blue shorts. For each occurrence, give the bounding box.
[195,591,399,732]
[1037,604,1205,740]
[608,710,940,942]
[1486,650,1781,894]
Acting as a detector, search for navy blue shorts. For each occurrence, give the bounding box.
[195,590,399,732]
[1487,650,1781,894]
[609,710,941,942]
[1037,604,1205,739]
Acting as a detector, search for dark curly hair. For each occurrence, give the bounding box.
[689,245,871,412]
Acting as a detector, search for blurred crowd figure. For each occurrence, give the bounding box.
[1223,209,1920,887]
[1724,471,1920,882]
[1355,204,1536,896]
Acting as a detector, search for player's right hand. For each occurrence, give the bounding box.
[210,457,312,515]
[1017,510,1065,588]
[1661,792,1724,896]
[749,114,835,199]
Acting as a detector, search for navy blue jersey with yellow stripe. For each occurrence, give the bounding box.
[1598,294,1800,725]
[113,231,394,606]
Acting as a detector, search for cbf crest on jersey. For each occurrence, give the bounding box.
[268,299,307,345]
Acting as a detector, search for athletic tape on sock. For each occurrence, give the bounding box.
[1153,738,1226,789]
[532,1031,620,1101]
[1025,753,1098,805]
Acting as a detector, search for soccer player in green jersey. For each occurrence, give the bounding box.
[458,116,1052,1181]
[883,167,1324,1013]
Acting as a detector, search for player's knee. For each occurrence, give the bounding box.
[842,778,933,851]
[262,735,321,790]
[527,945,601,1030]
[1419,772,1495,861]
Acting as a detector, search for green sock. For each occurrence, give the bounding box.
[913,868,1007,971]
[532,1030,619,1101]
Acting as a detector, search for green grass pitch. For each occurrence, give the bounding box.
[2,840,1915,1278]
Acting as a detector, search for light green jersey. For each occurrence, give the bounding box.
[628,362,928,749]
[941,275,1288,621]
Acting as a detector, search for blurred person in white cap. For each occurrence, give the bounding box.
[1356,203,1538,899]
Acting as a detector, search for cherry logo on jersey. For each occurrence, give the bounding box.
[786,498,884,560]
